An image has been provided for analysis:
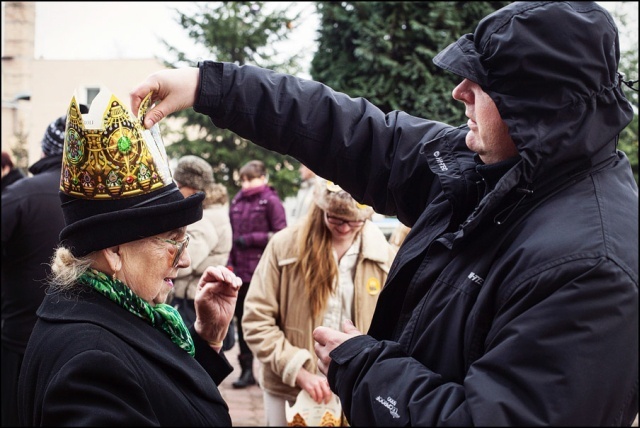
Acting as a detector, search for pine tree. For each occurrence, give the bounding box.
[160,1,305,198]
[609,3,638,184]
[310,1,510,125]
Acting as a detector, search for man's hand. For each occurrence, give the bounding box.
[313,319,363,375]
[130,67,200,129]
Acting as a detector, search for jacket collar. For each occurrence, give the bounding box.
[28,154,62,175]
[360,221,394,264]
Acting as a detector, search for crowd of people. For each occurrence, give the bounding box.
[2,1,637,426]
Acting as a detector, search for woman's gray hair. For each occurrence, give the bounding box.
[47,246,94,292]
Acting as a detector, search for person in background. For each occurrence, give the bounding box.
[1,151,25,192]
[242,179,397,426]
[1,108,85,427]
[17,93,241,426]
[288,163,320,224]
[227,159,287,389]
[130,2,638,424]
[169,155,233,332]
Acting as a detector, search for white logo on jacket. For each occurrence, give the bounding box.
[376,395,400,419]
[468,272,484,285]
[433,151,448,171]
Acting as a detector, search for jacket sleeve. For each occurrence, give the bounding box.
[191,326,234,385]
[194,61,466,227]
[242,233,313,387]
[267,194,288,233]
[327,259,639,426]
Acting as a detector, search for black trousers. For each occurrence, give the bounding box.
[233,291,252,356]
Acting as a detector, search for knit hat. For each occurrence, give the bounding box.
[173,155,215,191]
[58,90,204,257]
[313,179,374,222]
[41,116,66,156]
[41,105,88,157]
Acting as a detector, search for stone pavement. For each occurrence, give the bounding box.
[219,341,265,427]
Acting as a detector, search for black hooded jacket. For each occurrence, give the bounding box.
[192,2,637,425]
[1,155,65,353]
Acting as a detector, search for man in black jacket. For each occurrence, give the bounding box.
[1,107,86,426]
[130,2,638,425]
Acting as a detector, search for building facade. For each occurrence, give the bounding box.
[2,2,170,170]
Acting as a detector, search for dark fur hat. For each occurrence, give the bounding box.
[313,179,374,221]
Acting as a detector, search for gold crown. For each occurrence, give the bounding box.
[60,90,173,199]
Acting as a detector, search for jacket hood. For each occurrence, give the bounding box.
[434,1,634,183]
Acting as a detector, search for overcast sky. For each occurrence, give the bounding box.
[2,2,637,77]
[29,2,320,76]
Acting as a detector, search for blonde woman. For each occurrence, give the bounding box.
[242,180,397,426]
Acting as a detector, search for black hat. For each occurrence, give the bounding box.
[59,91,204,257]
[41,116,66,156]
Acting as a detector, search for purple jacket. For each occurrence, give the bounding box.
[228,184,286,285]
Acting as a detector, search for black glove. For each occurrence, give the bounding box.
[234,236,247,249]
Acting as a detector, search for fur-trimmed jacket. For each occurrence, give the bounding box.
[242,221,397,402]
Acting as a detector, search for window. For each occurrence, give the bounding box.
[86,87,100,109]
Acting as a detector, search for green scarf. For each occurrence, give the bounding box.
[78,268,195,357]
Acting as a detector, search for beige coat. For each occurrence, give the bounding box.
[173,203,232,300]
[242,221,397,402]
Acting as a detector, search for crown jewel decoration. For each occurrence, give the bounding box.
[61,90,172,199]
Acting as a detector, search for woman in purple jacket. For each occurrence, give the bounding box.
[228,160,287,388]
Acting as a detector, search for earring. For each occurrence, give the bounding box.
[112,271,117,282]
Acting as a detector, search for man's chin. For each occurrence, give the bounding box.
[465,133,480,154]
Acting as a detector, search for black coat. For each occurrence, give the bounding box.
[191,4,638,423]
[1,155,64,353]
[18,288,233,426]
[1,167,25,192]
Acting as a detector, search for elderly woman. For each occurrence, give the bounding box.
[242,179,397,426]
[17,93,242,426]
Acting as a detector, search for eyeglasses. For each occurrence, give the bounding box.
[324,212,365,228]
[153,234,191,268]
